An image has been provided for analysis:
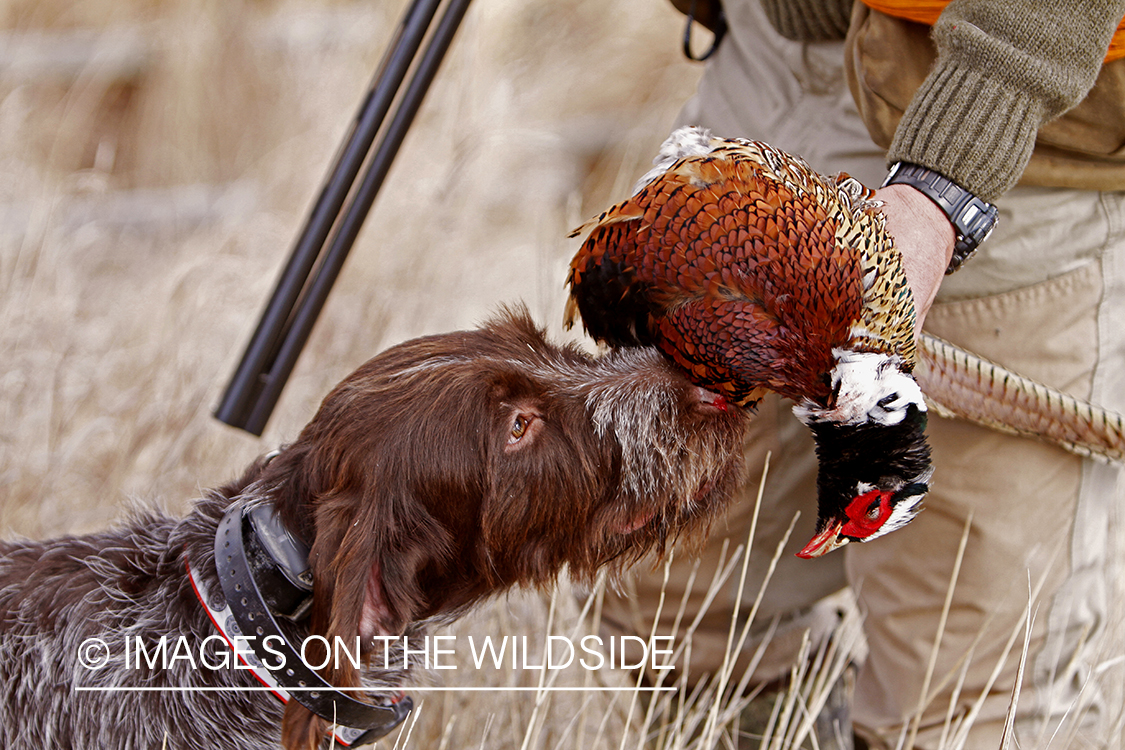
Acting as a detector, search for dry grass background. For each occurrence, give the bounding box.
[2,1,1124,749]
[0,0,724,746]
[0,0,702,531]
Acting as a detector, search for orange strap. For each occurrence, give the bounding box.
[861,0,1125,63]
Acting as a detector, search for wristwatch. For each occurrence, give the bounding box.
[882,162,999,274]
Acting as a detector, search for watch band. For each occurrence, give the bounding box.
[882,162,998,274]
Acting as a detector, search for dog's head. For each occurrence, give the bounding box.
[253,309,747,748]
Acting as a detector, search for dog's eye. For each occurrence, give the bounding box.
[505,410,540,451]
[510,415,529,442]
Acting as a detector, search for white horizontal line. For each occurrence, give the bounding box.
[74,686,674,693]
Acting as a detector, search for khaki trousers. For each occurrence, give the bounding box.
[599,3,1125,747]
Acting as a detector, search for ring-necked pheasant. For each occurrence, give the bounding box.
[565,127,931,558]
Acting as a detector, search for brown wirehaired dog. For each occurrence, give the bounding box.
[0,310,748,750]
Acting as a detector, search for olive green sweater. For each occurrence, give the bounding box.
[759,0,1125,200]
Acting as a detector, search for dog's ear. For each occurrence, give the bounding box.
[280,701,324,750]
[279,480,453,749]
[278,491,388,750]
[259,443,422,639]
[306,484,455,640]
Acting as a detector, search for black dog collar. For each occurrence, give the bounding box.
[206,501,412,745]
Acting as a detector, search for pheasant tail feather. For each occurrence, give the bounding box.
[918,333,1125,462]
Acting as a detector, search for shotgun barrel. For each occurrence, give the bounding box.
[215,0,473,435]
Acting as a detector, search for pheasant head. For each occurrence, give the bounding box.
[565,126,933,556]
[792,351,931,557]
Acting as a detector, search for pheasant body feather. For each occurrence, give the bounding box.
[566,127,932,557]
[568,134,916,407]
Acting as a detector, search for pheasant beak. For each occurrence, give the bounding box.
[796,521,848,559]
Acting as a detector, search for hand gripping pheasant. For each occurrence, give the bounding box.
[565,126,932,558]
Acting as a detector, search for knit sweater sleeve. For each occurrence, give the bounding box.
[888,1,1125,200]
[758,0,853,41]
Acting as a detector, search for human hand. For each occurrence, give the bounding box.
[873,183,955,334]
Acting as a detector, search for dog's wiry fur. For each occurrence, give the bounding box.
[0,310,748,749]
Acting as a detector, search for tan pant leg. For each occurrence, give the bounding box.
[850,187,1125,750]
[622,5,1123,745]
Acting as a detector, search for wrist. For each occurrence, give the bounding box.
[882,162,998,274]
